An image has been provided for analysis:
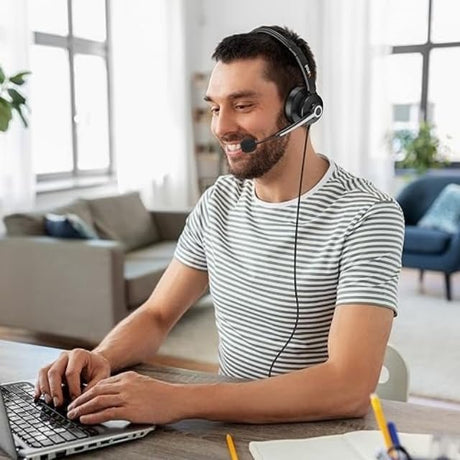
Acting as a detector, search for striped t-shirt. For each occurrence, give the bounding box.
[175,156,405,379]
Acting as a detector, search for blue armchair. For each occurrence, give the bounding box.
[396,173,460,301]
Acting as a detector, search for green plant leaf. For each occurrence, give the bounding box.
[12,104,28,127]
[0,66,30,132]
[9,71,31,86]
[0,97,13,132]
[7,88,26,105]
[392,121,449,173]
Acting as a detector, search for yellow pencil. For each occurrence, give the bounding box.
[226,433,239,460]
[370,393,392,450]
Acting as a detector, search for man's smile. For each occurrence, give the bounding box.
[222,141,244,157]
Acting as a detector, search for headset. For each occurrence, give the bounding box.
[240,26,324,153]
[244,26,324,377]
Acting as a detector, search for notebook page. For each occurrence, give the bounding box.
[249,430,433,460]
[249,434,364,460]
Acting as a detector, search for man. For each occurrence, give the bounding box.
[36,26,404,425]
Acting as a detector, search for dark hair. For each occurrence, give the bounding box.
[212,25,317,102]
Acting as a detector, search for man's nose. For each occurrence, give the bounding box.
[213,108,239,139]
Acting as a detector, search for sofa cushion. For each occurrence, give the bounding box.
[127,241,178,260]
[3,199,95,236]
[403,225,451,254]
[417,183,460,234]
[85,192,159,251]
[124,241,177,308]
[124,259,169,308]
[45,213,99,239]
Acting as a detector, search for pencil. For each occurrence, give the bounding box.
[226,433,239,460]
[370,393,393,450]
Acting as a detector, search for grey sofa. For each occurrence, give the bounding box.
[0,191,203,343]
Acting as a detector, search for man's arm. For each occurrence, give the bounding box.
[188,304,393,423]
[93,258,209,372]
[37,259,208,405]
[67,303,393,424]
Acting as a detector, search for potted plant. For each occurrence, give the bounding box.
[393,122,450,175]
[0,65,30,132]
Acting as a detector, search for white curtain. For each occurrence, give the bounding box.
[111,0,199,209]
[313,0,394,193]
[0,0,34,232]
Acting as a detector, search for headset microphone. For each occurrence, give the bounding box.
[240,104,323,153]
[240,136,271,154]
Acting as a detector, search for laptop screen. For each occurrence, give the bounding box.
[0,389,18,460]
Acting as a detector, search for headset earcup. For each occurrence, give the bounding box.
[300,94,323,123]
[285,88,324,124]
[285,86,307,123]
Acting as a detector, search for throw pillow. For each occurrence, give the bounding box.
[85,192,159,251]
[3,199,96,237]
[417,183,460,234]
[3,212,47,236]
[52,200,95,229]
[44,213,99,239]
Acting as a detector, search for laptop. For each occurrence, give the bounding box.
[0,381,155,459]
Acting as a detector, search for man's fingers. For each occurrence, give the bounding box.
[69,381,119,410]
[47,354,69,406]
[36,349,112,408]
[68,394,122,421]
[83,376,104,393]
[34,375,44,400]
[83,369,113,393]
[35,366,51,401]
[65,351,90,400]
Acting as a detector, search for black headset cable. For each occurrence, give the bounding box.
[268,125,310,377]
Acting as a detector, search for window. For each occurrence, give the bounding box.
[28,0,113,182]
[388,0,460,164]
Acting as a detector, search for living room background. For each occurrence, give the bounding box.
[0,0,458,233]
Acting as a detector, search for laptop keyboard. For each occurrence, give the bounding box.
[1,382,98,449]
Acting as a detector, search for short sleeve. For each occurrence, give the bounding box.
[336,200,405,314]
[174,187,212,271]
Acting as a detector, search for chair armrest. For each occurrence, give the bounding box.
[396,187,420,226]
[444,231,460,271]
[150,210,190,241]
[0,236,126,343]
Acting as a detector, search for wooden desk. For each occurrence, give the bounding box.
[1,339,460,459]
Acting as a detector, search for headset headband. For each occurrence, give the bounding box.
[251,26,317,95]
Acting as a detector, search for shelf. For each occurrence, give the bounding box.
[192,71,227,194]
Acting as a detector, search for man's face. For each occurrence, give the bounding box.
[205,58,289,180]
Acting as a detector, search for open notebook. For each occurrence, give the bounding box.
[249,430,433,460]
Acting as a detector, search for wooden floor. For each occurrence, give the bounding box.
[1,325,459,411]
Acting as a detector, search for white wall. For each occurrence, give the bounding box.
[191,0,321,73]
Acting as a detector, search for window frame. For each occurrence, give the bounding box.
[32,0,115,183]
[392,0,460,168]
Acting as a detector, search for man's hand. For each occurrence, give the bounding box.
[35,349,111,407]
[67,371,182,425]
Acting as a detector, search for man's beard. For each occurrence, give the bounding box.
[223,111,290,180]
